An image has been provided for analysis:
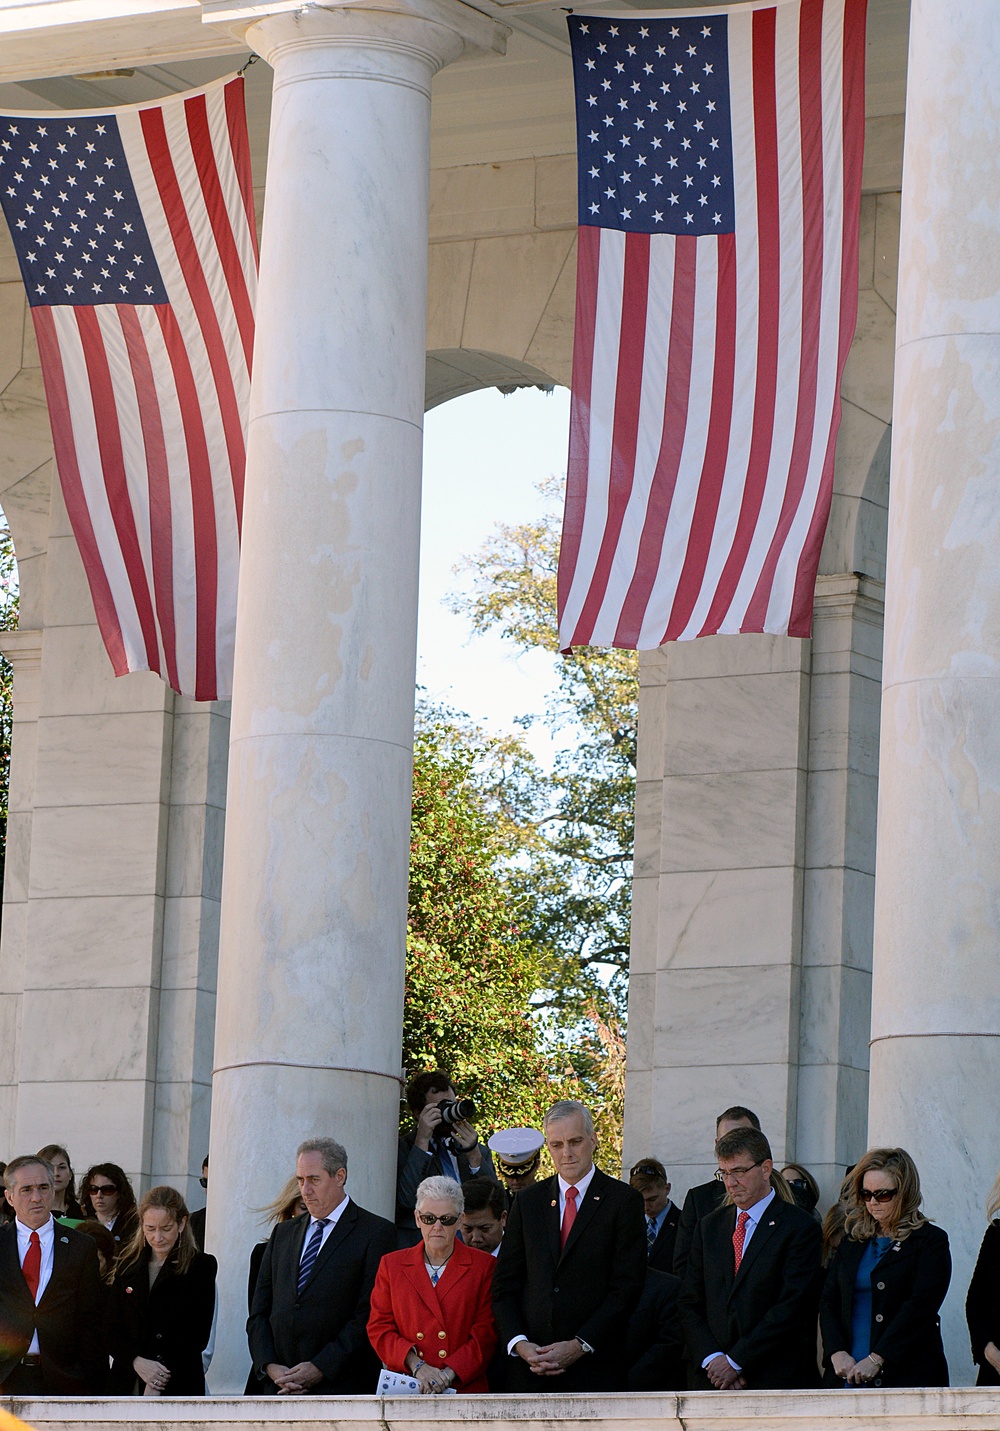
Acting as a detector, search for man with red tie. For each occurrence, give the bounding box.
[492,1099,646,1393]
[1,1154,105,1394]
[678,1127,823,1390]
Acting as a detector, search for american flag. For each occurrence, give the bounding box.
[0,75,257,701]
[558,0,866,649]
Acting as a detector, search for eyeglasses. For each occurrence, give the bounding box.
[859,1187,898,1204]
[89,1185,117,1197]
[199,1176,208,1189]
[715,1161,764,1182]
[786,1178,808,1190]
[418,1213,459,1226]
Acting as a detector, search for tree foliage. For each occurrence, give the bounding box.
[402,702,627,1174]
[449,476,638,1024]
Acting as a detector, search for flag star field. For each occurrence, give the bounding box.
[569,13,736,236]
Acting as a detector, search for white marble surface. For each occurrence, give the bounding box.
[7,1389,1000,1430]
[869,0,1000,1387]
[208,1,506,1394]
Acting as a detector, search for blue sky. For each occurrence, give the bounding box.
[416,385,572,767]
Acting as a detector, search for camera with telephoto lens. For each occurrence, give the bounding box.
[436,1097,477,1126]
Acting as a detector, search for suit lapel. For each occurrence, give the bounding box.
[402,1242,444,1318]
[716,1206,737,1295]
[540,1176,561,1266]
[731,1198,782,1293]
[38,1224,73,1309]
[0,1223,34,1308]
[559,1168,605,1262]
[301,1201,357,1289]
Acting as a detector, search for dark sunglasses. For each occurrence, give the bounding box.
[418,1212,459,1226]
[859,1187,898,1204]
[199,1176,208,1189]
[89,1185,117,1196]
[630,1163,664,1179]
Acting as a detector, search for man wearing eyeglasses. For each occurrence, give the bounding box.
[248,1137,396,1395]
[678,1127,823,1390]
[673,1105,760,1280]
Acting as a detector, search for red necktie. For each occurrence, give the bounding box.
[22,1230,41,1300]
[732,1210,749,1273]
[560,1185,578,1249]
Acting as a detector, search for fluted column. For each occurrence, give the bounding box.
[869,0,1000,1383]
[204,0,505,1391]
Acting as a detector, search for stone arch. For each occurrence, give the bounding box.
[426,349,557,410]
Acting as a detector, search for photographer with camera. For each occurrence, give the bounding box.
[396,1071,499,1245]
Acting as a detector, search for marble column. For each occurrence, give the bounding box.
[869,0,1000,1384]
[205,1,505,1392]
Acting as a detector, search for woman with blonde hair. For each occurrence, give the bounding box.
[108,1185,217,1395]
[965,1169,1000,1385]
[820,1148,950,1388]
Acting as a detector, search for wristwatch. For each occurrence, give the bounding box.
[576,1337,594,1355]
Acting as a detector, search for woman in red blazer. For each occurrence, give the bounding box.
[368,1176,497,1394]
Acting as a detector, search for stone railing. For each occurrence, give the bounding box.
[6,1390,1000,1430]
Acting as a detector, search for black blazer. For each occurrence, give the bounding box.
[673,1179,726,1279]
[679,1194,823,1389]
[648,1202,682,1274]
[247,1199,396,1394]
[821,1222,951,1387]
[492,1167,647,1393]
[967,1220,1000,1384]
[109,1247,217,1394]
[0,1219,106,1393]
[627,1267,684,1391]
[395,1133,499,1241]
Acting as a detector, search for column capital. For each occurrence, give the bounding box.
[0,628,42,674]
[203,0,507,73]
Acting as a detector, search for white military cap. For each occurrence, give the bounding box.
[488,1127,545,1167]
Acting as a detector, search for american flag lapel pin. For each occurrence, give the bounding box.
[60,1235,69,1243]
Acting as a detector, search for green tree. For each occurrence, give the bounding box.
[403,704,561,1134]
[449,476,638,1024]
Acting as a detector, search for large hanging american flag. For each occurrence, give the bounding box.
[0,75,257,701]
[558,0,865,649]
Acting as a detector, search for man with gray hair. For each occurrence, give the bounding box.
[492,1100,646,1392]
[248,1137,396,1395]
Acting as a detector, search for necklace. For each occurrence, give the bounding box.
[425,1252,452,1285]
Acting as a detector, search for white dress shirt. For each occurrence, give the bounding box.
[299,1194,351,1264]
[701,1188,776,1373]
[16,1216,56,1354]
[507,1164,597,1354]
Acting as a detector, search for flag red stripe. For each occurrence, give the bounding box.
[225,76,259,267]
[662,231,738,640]
[75,306,161,672]
[788,0,866,633]
[185,91,255,377]
[558,225,601,629]
[154,305,219,702]
[614,235,697,646]
[744,0,826,629]
[140,105,246,522]
[117,305,179,694]
[32,308,129,675]
[699,8,781,636]
[571,231,650,644]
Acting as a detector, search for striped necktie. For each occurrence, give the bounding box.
[297,1218,329,1293]
[646,1216,658,1256]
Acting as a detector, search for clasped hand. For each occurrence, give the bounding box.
[517,1339,585,1376]
[704,1354,746,1390]
[134,1355,170,1395]
[266,1360,323,1393]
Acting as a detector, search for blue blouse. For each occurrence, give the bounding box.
[850,1236,893,1362]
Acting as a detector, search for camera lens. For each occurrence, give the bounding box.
[438,1097,477,1126]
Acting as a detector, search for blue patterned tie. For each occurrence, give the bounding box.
[646,1216,657,1257]
[297,1218,329,1293]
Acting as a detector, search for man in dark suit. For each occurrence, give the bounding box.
[492,1098,647,1393]
[396,1070,499,1243]
[627,1267,685,1390]
[679,1127,822,1390]
[247,1136,396,1394]
[673,1105,760,1279]
[629,1157,681,1272]
[0,1154,105,1394]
